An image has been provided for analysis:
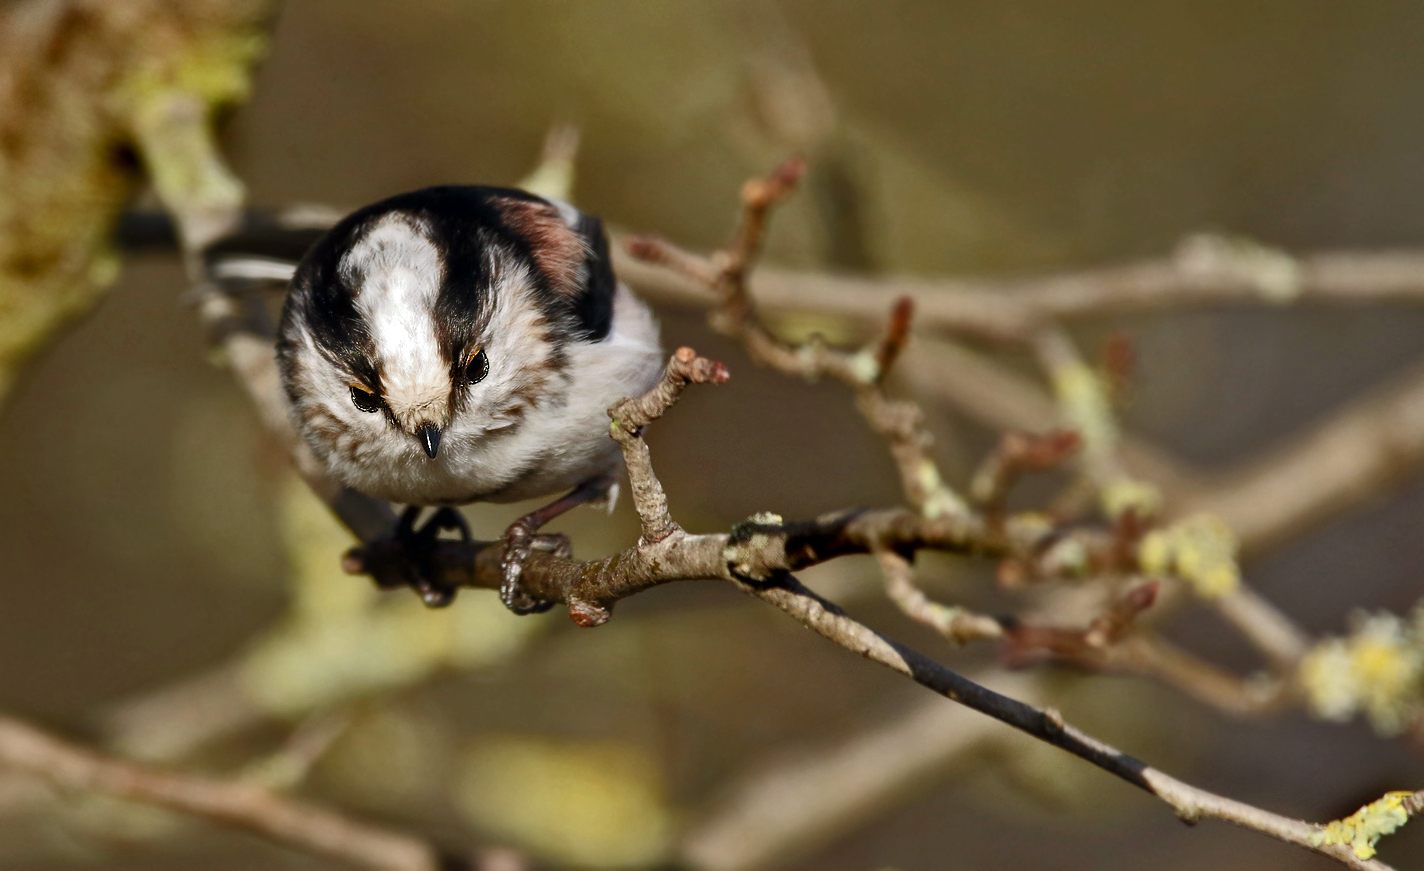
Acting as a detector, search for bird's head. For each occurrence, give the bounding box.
[276,186,612,492]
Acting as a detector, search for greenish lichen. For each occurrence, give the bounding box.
[1311,790,1417,860]
[1300,606,1424,736]
[916,459,967,519]
[0,3,272,406]
[1137,513,1240,598]
[238,478,545,718]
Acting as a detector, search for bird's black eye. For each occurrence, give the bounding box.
[350,386,382,413]
[465,348,489,385]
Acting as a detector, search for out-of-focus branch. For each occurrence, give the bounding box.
[1026,297,1313,679]
[623,235,1424,564]
[628,160,965,521]
[1005,623,1293,718]
[0,0,272,406]
[1177,360,1424,555]
[682,672,1041,871]
[897,337,1201,494]
[0,713,515,871]
[614,237,1424,341]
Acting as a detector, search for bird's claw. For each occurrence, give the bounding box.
[498,528,562,615]
[385,506,466,608]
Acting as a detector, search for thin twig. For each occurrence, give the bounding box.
[615,238,1424,340]
[0,714,501,871]
[681,671,1042,871]
[875,550,1003,644]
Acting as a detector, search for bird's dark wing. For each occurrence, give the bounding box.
[568,209,616,342]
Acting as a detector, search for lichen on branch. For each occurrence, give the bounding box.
[0,0,272,404]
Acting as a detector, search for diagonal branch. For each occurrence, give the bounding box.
[0,713,515,871]
[356,244,1394,870]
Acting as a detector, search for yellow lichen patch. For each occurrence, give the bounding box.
[846,347,883,385]
[1051,361,1117,451]
[454,736,673,867]
[0,5,273,407]
[1004,511,1055,542]
[1311,791,1417,860]
[1176,233,1302,304]
[765,310,863,349]
[238,477,545,718]
[916,459,967,520]
[1100,476,1163,521]
[1136,513,1240,598]
[117,31,268,109]
[1300,610,1424,736]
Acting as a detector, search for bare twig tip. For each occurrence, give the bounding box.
[775,157,808,186]
[890,294,915,328]
[742,158,807,207]
[874,295,917,377]
[1127,581,1161,613]
[624,234,659,259]
[672,347,731,385]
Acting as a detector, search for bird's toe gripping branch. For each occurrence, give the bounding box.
[351,505,472,608]
[342,347,729,619]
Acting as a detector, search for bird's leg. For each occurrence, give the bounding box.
[500,475,613,614]
[387,505,469,608]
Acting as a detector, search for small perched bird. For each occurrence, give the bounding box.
[275,186,664,611]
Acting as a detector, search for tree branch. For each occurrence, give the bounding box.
[144,146,1413,867]
[344,164,1402,870]
[0,0,272,406]
[0,713,515,871]
[680,671,1043,871]
[615,236,1424,341]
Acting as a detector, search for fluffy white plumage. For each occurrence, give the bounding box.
[275,185,666,610]
[280,196,663,507]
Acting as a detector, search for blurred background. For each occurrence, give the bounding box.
[3,1,1424,869]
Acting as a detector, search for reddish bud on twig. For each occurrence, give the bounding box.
[1010,429,1082,471]
[672,346,731,385]
[741,158,806,208]
[1123,580,1161,613]
[568,598,611,628]
[623,234,660,260]
[775,157,807,185]
[873,295,916,380]
[972,429,1082,514]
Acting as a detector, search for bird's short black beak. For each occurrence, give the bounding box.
[417,423,442,459]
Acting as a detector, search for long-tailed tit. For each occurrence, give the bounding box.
[275,186,663,612]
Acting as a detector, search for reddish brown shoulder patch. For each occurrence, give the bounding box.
[494,196,588,297]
